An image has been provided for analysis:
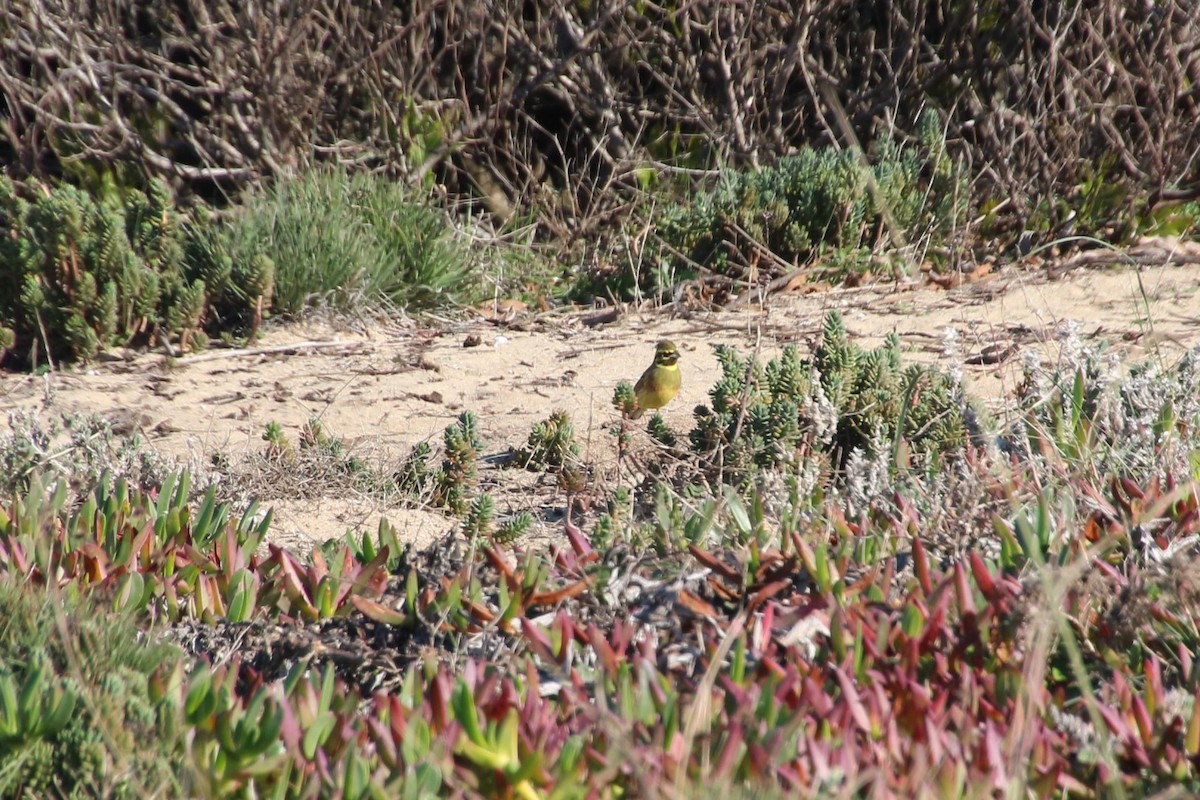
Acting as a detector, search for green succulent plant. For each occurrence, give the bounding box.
[691,310,975,483]
[0,175,273,367]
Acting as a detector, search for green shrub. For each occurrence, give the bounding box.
[0,176,272,367]
[630,112,968,298]
[0,578,187,798]
[434,412,485,515]
[221,168,476,315]
[1010,335,1200,481]
[512,410,580,471]
[690,310,976,483]
[0,410,179,500]
[395,412,486,516]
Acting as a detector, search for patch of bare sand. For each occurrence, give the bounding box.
[1,261,1196,550]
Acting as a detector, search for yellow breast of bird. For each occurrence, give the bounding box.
[635,363,681,409]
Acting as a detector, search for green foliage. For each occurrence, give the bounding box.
[395,412,487,516]
[0,410,178,500]
[463,493,495,538]
[395,441,434,496]
[0,471,275,621]
[628,112,969,298]
[1025,152,1200,242]
[221,167,476,315]
[0,578,187,798]
[646,412,678,446]
[2,379,1200,800]
[298,418,376,486]
[590,486,631,552]
[262,420,296,463]
[690,310,973,483]
[1011,338,1200,482]
[495,512,535,544]
[512,410,581,471]
[334,518,408,574]
[1140,200,1200,238]
[0,176,269,367]
[253,418,399,503]
[183,662,289,795]
[434,412,485,515]
[611,381,638,418]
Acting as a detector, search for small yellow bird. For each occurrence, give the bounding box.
[630,340,682,419]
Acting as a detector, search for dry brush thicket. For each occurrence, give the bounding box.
[2,0,1198,241]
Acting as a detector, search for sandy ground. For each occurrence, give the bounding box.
[2,257,1198,551]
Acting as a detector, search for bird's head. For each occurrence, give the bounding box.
[654,340,680,367]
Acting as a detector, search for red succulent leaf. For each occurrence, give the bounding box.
[923,716,945,763]
[462,597,495,623]
[1082,515,1104,544]
[520,618,557,664]
[665,729,686,769]
[349,595,407,625]
[878,555,897,597]
[760,654,787,680]
[552,610,576,660]
[802,677,833,717]
[1144,655,1164,715]
[676,589,719,619]
[833,667,871,734]
[366,716,398,769]
[760,553,800,586]
[776,762,804,790]
[720,674,750,707]
[905,676,933,715]
[1149,603,1183,626]
[585,746,610,772]
[342,546,390,604]
[1092,557,1125,585]
[1119,476,1146,501]
[1098,476,1128,517]
[563,519,599,565]
[0,537,26,574]
[807,738,832,782]
[746,742,769,777]
[528,577,591,606]
[774,670,800,708]
[1130,694,1154,746]
[982,719,1007,785]
[713,722,745,778]
[483,546,519,586]
[1095,701,1131,738]
[755,602,776,655]
[276,693,303,754]
[552,547,578,573]
[748,579,790,611]
[220,524,246,574]
[708,577,742,602]
[688,544,742,582]
[752,549,781,580]
[953,561,976,616]
[610,619,635,653]
[969,552,997,602]
[920,591,950,653]
[272,546,318,618]
[128,521,156,566]
[309,545,328,582]
[385,694,407,742]
[589,624,620,673]
[429,671,452,731]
